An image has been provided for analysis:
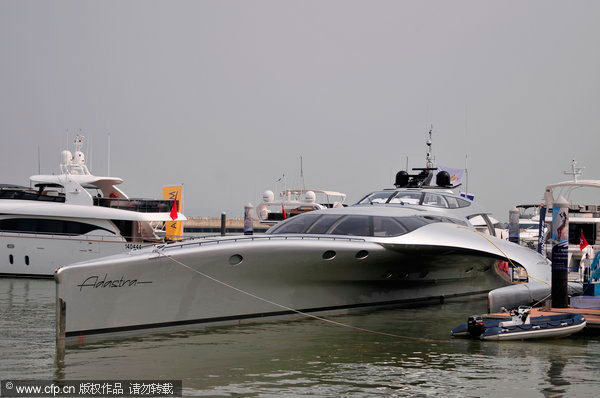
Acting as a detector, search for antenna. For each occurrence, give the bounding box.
[405,156,409,172]
[564,159,584,182]
[89,134,93,172]
[425,125,434,168]
[300,156,306,191]
[107,133,111,176]
[37,146,41,174]
[464,105,469,195]
[465,154,469,195]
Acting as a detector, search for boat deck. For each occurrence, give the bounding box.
[487,307,600,330]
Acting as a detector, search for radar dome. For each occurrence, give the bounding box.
[262,190,275,203]
[304,190,316,203]
[436,171,451,187]
[395,171,409,187]
[74,151,85,164]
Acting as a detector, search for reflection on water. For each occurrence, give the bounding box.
[1,278,599,397]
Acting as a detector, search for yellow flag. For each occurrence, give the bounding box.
[162,185,183,241]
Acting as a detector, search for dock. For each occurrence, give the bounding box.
[184,217,269,234]
[487,307,600,330]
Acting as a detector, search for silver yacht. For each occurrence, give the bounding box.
[56,203,549,341]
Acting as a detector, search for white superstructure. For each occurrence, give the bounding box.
[0,136,185,277]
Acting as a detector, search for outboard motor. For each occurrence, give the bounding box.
[436,170,451,187]
[467,315,485,338]
[394,171,409,187]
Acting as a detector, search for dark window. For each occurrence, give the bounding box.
[24,255,29,266]
[396,216,430,231]
[356,191,395,205]
[373,216,408,237]
[306,215,341,234]
[268,213,321,234]
[0,218,114,236]
[111,219,133,239]
[570,223,596,245]
[268,214,463,237]
[330,216,372,236]
[9,254,13,264]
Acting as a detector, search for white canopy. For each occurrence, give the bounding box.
[0,200,186,222]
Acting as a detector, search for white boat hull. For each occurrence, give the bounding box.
[1,233,138,277]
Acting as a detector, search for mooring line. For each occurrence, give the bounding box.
[160,252,450,343]
[473,229,551,287]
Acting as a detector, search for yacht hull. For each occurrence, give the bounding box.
[56,235,512,340]
[0,233,135,277]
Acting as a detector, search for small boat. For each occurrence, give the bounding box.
[451,306,586,341]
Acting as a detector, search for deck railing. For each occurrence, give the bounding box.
[93,197,176,213]
[161,234,366,252]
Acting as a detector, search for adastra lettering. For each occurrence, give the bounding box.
[77,274,152,291]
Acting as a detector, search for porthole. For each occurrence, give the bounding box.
[355,250,368,260]
[228,254,243,265]
[322,250,336,260]
[9,254,13,265]
[25,255,30,266]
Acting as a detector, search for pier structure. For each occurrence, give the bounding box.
[184,216,269,234]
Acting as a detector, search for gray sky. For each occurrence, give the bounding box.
[1,1,599,220]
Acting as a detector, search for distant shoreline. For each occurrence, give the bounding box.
[184,216,269,233]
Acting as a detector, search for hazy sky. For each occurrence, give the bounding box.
[1,1,599,220]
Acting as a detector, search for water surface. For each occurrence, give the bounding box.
[1,278,599,397]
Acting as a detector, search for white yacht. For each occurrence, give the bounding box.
[0,136,185,277]
[54,132,550,341]
[511,161,599,267]
[256,189,347,224]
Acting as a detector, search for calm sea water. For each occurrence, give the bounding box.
[1,278,599,397]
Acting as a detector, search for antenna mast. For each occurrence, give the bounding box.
[464,105,468,194]
[564,159,584,182]
[425,126,434,168]
[107,133,111,176]
[300,156,305,191]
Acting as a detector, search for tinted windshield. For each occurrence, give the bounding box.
[356,191,395,204]
[388,192,422,204]
[267,213,467,237]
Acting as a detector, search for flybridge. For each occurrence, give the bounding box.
[93,197,175,213]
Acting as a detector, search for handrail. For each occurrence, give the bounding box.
[0,230,161,244]
[161,234,366,252]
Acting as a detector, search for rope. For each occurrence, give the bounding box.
[473,229,551,287]
[159,252,447,343]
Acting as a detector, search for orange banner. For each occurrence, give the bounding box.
[162,185,183,241]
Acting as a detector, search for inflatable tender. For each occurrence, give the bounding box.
[451,306,586,341]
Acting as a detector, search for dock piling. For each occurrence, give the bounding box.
[220,212,226,236]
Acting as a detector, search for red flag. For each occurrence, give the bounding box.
[170,193,179,221]
[580,230,589,251]
[281,203,287,220]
